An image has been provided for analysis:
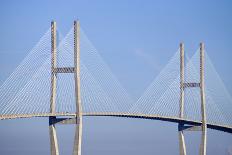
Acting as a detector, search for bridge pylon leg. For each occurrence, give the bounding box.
[50,21,57,115]
[73,117,82,155]
[178,43,187,155]
[179,128,187,155]
[73,20,83,155]
[199,43,207,155]
[49,21,59,155]
[49,117,59,155]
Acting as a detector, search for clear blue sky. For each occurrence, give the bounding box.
[0,0,232,154]
[1,0,232,97]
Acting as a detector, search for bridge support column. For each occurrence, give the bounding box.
[73,118,82,155]
[49,21,59,155]
[178,43,187,155]
[200,43,207,155]
[49,117,59,155]
[48,21,83,155]
[179,125,187,155]
[50,21,57,115]
[73,20,83,155]
[178,43,207,155]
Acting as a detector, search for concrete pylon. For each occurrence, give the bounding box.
[49,21,83,155]
[49,117,59,155]
[178,43,207,155]
[50,21,57,115]
[178,43,187,155]
[199,43,207,155]
[49,21,59,155]
[73,20,83,155]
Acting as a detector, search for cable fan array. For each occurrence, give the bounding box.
[0,25,231,128]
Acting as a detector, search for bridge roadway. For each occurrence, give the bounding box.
[0,112,232,133]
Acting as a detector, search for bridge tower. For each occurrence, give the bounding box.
[178,43,207,155]
[49,21,83,155]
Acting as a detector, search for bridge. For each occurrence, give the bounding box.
[0,21,232,155]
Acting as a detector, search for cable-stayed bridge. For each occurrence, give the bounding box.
[0,21,232,155]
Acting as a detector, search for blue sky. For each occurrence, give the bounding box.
[0,0,232,154]
[1,0,232,98]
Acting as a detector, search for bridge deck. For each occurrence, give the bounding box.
[0,112,232,133]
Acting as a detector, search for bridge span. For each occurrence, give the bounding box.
[1,112,232,133]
